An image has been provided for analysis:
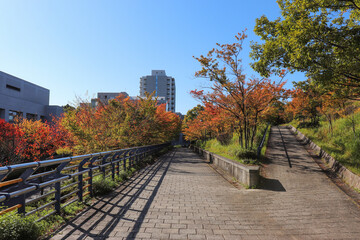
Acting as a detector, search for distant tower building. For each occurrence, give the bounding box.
[140,70,176,112]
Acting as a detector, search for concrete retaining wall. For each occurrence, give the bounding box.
[190,145,260,188]
[288,125,360,190]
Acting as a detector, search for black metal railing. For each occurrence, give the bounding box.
[257,124,270,161]
[0,143,169,221]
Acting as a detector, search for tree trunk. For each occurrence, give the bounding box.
[250,112,259,148]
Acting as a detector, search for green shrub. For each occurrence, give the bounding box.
[127,167,136,175]
[62,202,85,217]
[216,132,232,145]
[0,211,43,240]
[235,148,257,160]
[297,121,320,129]
[116,170,128,182]
[92,177,116,196]
[55,147,73,157]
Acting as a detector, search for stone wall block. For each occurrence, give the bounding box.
[191,146,259,188]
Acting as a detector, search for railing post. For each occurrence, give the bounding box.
[116,153,120,177]
[54,162,69,213]
[111,153,116,181]
[135,149,139,165]
[129,151,133,169]
[102,155,106,178]
[78,157,91,202]
[257,123,270,161]
[88,156,97,198]
[123,151,127,172]
[17,165,39,215]
[54,181,61,213]
[40,176,44,195]
[18,195,26,215]
[78,174,83,202]
[101,154,111,178]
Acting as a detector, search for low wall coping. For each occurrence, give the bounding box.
[191,145,260,187]
[204,149,260,172]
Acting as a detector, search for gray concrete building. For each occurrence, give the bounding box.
[91,92,129,107]
[0,71,62,122]
[140,70,176,112]
[91,92,167,108]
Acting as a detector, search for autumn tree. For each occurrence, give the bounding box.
[193,32,288,149]
[60,93,181,154]
[183,102,234,142]
[117,94,181,147]
[251,0,360,99]
[60,101,102,154]
[262,100,288,125]
[286,82,322,126]
[287,79,354,131]
[17,119,69,162]
[0,119,25,165]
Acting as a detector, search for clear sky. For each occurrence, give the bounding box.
[0,0,304,114]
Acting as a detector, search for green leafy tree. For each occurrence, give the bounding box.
[251,0,360,99]
[183,104,204,128]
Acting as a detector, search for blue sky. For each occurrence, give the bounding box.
[0,0,304,114]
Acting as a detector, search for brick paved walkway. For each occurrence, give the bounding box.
[52,126,360,239]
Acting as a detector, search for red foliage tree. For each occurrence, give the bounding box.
[17,119,69,162]
[0,119,25,165]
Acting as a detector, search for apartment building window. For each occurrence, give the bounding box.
[6,84,21,92]
[0,108,5,120]
[9,110,22,123]
[26,113,37,121]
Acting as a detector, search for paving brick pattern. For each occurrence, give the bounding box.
[52,126,360,239]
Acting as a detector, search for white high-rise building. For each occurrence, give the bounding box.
[140,70,176,112]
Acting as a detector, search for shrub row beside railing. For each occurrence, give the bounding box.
[0,143,169,221]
